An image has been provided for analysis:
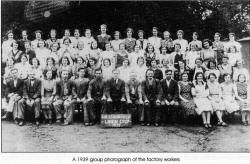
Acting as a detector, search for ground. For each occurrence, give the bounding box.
[2,120,250,152]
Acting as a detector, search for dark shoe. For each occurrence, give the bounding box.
[14,119,19,125]
[146,123,151,126]
[242,121,248,126]
[204,123,208,128]
[207,124,212,128]
[1,112,9,120]
[48,120,52,125]
[19,121,24,126]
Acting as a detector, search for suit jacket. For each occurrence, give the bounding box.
[87,78,106,100]
[125,79,142,100]
[5,78,24,97]
[160,79,179,102]
[75,78,89,99]
[23,79,41,99]
[106,78,125,100]
[55,80,77,99]
[141,78,162,101]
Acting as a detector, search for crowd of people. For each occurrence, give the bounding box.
[1,24,250,128]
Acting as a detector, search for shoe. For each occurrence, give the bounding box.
[146,123,151,126]
[221,122,228,127]
[48,120,52,125]
[19,121,24,126]
[14,119,19,125]
[207,124,212,128]
[63,121,69,125]
[56,119,61,124]
[242,121,248,126]
[204,123,208,128]
[140,123,145,126]
[1,113,9,120]
[84,123,89,126]
[154,123,159,127]
[35,121,40,126]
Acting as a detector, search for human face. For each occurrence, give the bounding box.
[8,33,14,40]
[147,70,154,79]
[114,32,120,40]
[148,46,153,53]
[165,71,172,80]
[89,59,95,66]
[78,42,84,49]
[193,34,198,40]
[164,32,170,40]
[77,58,83,64]
[182,74,188,82]
[13,42,18,50]
[209,75,216,82]
[204,41,210,49]
[22,31,28,40]
[38,41,45,48]
[138,58,144,66]
[175,45,180,52]
[224,75,231,82]
[239,74,246,83]
[62,58,68,65]
[152,29,158,36]
[74,30,80,38]
[21,56,27,63]
[196,60,202,67]
[101,25,107,34]
[191,44,196,51]
[237,61,243,68]
[46,71,52,80]
[64,39,70,46]
[47,58,53,66]
[151,61,157,67]
[197,74,203,82]
[51,43,58,52]
[127,30,132,38]
[29,72,35,80]
[138,32,143,39]
[95,70,102,78]
[123,60,129,67]
[104,59,110,67]
[229,34,235,41]
[177,32,183,39]
[61,71,68,80]
[65,30,70,37]
[91,41,97,49]
[79,69,85,78]
[119,44,125,50]
[105,43,111,51]
[209,62,215,69]
[85,30,91,38]
[179,61,185,69]
[134,45,140,52]
[12,70,18,79]
[113,70,119,79]
[50,30,56,38]
[24,43,31,50]
[214,34,220,42]
[36,32,41,40]
[32,59,38,67]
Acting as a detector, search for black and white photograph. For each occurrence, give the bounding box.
[1,0,250,163]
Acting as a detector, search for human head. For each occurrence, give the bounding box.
[28,70,36,80]
[126,28,133,38]
[119,42,125,50]
[46,57,55,66]
[195,72,204,82]
[237,74,246,83]
[95,69,102,78]
[31,58,40,67]
[163,31,170,40]
[214,32,221,42]
[192,32,199,40]
[21,30,28,40]
[146,69,154,80]
[85,29,92,38]
[208,73,217,82]
[146,44,154,53]
[50,29,57,38]
[100,24,107,34]
[165,69,172,80]
[105,42,111,51]
[34,30,42,40]
[229,32,235,41]
[177,30,184,39]
[11,68,18,79]
[112,69,120,79]
[7,30,14,40]
[24,41,31,50]
[114,31,120,40]
[103,58,111,67]
[138,30,144,39]
[122,58,129,67]
[137,57,145,66]
[207,60,216,69]
[74,29,80,38]
[151,60,157,68]
[64,29,70,37]
[223,73,231,83]
[37,40,45,48]
[152,27,158,36]
[61,70,69,80]
[78,67,86,78]
[45,69,53,80]
[181,72,189,82]
[195,58,203,67]
[174,43,181,52]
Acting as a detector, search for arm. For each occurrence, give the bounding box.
[141,81,148,101]
[125,82,130,101]
[173,82,179,102]
[33,80,41,99]
[178,84,188,102]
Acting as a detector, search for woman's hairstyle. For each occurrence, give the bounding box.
[193,32,199,37]
[37,40,46,47]
[146,68,154,76]
[34,30,42,36]
[137,56,145,64]
[223,73,231,80]
[105,42,112,50]
[63,38,72,44]
[46,57,55,65]
[74,29,80,33]
[207,60,217,69]
[43,69,53,80]
[180,71,189,81]
[76,56,86,64]
[228,32,235,37]
[50,42,60,50]
[60,56,70,65]
[31,58,40,66]
[103,58,111,65]
[126,28,133,34]
[137,30,144,35]
[123,58,130,66]
[49,29,57,37]
[152,27,158,32]
[227,45,237,53]
[208,72,217,79]
[64,29,70,34]
[202,39,212,48]
[214,32,221,37]
[89,57,97,64]
[195,57,203,63]
[114,31,120,36]
[177,30,184,35]
[145,44,155,53]
[195,72,204,81]
[237,73,246,82]
[10,41,18,47]
[174,42,181,49]
[119,42,125,49]
[90,40,98,49]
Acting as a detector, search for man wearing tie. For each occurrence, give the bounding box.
[160,69,179,126]
[105,69,126,114]
[5,68,25,126]
[53,69,77,125]
[22,70,41,125]
[141,69,162,126]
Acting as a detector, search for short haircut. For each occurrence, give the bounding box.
[214,32,221,37]
[207,72,217,79]
[177,30,184,35]
[237,73,246,82]
[165,69,173,74]
[95,68,102,73]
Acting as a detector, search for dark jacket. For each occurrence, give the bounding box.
[160,79,179,102]
[87,78,106,100]
[75,78,89,99]
[23,79,41,99]
[5,78,24,98]
[141,78,162,101]
[55,80,77,99]
[106,78,125,100]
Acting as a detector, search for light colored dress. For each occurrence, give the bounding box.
[207,81,225,111]
[148,36,162,54]
[193,82,213,115]
[185,50,200,69]
[41,79,56,109]
[236,82,250,111]
[102,66,113,81]
[221,82,239,113]
[118,66,131,83]
[35,47,50,67]
[173,39,188,54]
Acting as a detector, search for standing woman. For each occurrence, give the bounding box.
[161,31,172,48]
[212,32,224,65]
[192,72,213,128]
[173,30,188,55]
[185,44,201,69]
[188,32,202,51]
[81,29,95,50]
[133,57,147,82]
[111,31,124,52]
[72,56,87,80]
[225,33,242,53]
[144,44,159,67]
[207,73,227,126]
[178,72,197,122]
[226,45,242,67]
[97,24,111,51]
[124,28,137,53]
[60,29,72,47]
[46,29,60,49]
[41,69,56,124]
[58,38,76,65]
[87,57,98,80]
[8,41,23,63]
[117,58,131,83]
[136,30,148,50]
[89,40,102,65]
[35,40,50,67]
[31,30,43,50]
[158,46,172,66]
[232,60,249,82]
[235,74,250,125]
[2,30,15,63]
[200,39,216,68]
[14,54,31,80]
[221,73,239,114]
[76,40,89,62]
[116,43,129,68]
[148,27,162,54]
[71,29,81,48]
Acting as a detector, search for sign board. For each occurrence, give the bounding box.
[101,114,132,128]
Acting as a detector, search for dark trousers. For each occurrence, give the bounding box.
[161,104,179,124]
[86,99,106,123]
[105,98,127,114]
[144,100,161,124]
[127,100,144,124]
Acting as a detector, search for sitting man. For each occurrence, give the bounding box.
[105,69,126,114]
[160,69,179,125]
[53,69,77,125]
[74,67,90,125]
[5,68,25,126]
[125,71,144,124]
[86,69,107,124]
[22,70,41,125]
[141,69,162,126]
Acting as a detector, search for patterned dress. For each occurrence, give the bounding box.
[207,81,225,111]
[236,82,250,111]
[221,83,239,113]
[124,38,136,53]
[41,79,56,109]
[178,81,197,117]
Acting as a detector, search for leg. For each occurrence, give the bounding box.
[207,111,212,127]
[201,112,207,127]
[53,100,63,121]
[154,103,161,126]
[33,98,41,120]
[64,99,75,124]
[161,102,167,125]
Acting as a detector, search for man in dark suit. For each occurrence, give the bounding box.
[53,69,77,125]
[160,69,179,125]
[105,69,126,114]
[141,69,162,126]
[22,70,41,125]
[86,69,107,124]
[5,68,25,126]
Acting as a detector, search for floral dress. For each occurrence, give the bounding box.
[124,38,136,53]
[178,81,196,117]
[236,82,250,111]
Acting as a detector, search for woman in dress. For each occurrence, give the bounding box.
[124,28,136,53]
[102,58,113,81]
[133,56,147,82]
[200,39,216,68]
[205,60,220,82]
[171,43,184,69]
[188,32,202,51]
[158,46,172,66]
[87,57,98,80]
[226,45,242,67]
[161,31,172,48]
[97,24,111,51]
[45,29,60,49]
[41,69,56,124]
[59,29,72,47]
[185,43,201,69]
[89,40,102,65]
[136,30,148,50]
[178,72,197,122]
[31,30,43,50]
[76,40,89,62]
[235,74,250,126]
[212,32,224,65]
[144,44,159,67]
[148,27,162,54]
[174,60,192,81]
[8,41,23,63]
[218,56,233,83]
[173,30,188,54]
[14,54,31,80]
[118,58,131,83]
[100,42,116,69]
[81,29,95,50]
[111,31,124,52]
[232,60,249,82]
[49,42,60,66]
[43,57,58,80]
[192,72,213,128]
[207,73,227,126]
[57,56,73,79]
[129,44,144,68]
[225,33,242,53]
[3,57,15,84]
[30,58,43,79]
[72,56,87,80]
[116,42,129,68]
[71,29,81,48]
[2,30,15,63]
[34,40,50,67]
[58,38,75,65]
[221,73,239,114]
